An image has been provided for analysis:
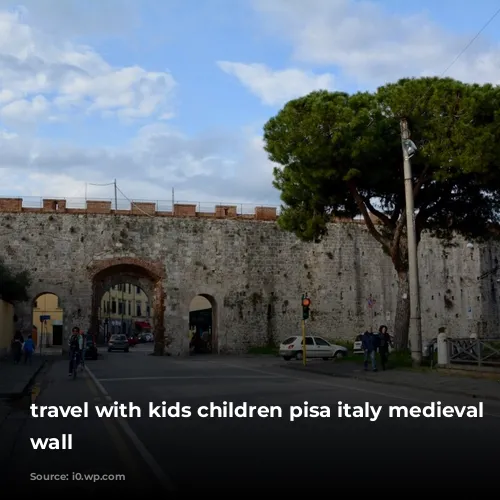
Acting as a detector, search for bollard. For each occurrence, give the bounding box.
[437,332,448,366]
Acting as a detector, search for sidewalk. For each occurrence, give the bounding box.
[282,360,500,401]
[0,354,46,399]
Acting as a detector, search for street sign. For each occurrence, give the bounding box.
[40,315,50,321]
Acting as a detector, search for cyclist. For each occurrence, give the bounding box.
[68,326,83,377]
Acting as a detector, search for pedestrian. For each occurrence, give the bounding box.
[23,334,36,365]
[68,326,83,377]
[378,325,392,370]
[79,329,86,370]
[11,331,24,364]
[361,329,377,372]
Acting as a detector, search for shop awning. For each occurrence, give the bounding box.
[135,321,151,329]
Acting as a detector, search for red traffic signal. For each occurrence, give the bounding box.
[302,298,311,307]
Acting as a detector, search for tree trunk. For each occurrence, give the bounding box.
[393,271,410,351]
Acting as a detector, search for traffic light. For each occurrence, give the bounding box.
[302,295,311,320]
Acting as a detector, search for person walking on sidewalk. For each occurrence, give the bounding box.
[79,329,86,371]
[68,326,83,377]
[11,331,24,364]
[361,330,377,372]
[23,334,36,365]
[378,325,393,371]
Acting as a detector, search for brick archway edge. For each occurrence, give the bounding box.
[87,257,165,281]
[88,256,166,353]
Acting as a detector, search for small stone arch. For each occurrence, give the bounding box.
[89,257,166,355]
[31,292,64,347]
[188,293,218,354]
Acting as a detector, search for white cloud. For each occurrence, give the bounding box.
[0,123,279,206]
[0,9,176,126]
[217,61,334,105]
[252,0,500,86]
[0,5,280,208]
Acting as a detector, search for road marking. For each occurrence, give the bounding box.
[84,373,143,486]
[85,365,176,491]
[205,360,500,418]
[97,375,286,382]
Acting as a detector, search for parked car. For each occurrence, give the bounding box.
[108,334,129,353]
[423,338,438,357]
[279,335,348,361]
[139,333,154,343]
[128,336,139,347]
[84,333,98,360]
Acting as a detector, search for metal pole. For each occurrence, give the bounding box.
[85,183,87,201]
[121,286,124,335]
[114,179,118,212]
[172,187,174,210]
[301,319,307,366]
[400,118,422,365]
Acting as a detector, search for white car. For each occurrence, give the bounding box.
[279,335,348,361]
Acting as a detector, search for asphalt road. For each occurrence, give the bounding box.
[2,348,500,493]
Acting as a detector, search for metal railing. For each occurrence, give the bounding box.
[1,196,281,215]
[448,337,500,367]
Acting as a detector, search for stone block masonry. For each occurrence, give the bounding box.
[0,197,499,355]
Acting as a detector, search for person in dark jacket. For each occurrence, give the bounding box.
[361,330,377,371]
[378,325,392,370]
[11,331,24,364]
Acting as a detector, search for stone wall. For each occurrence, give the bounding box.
[0,198,497,355]
[0,299,15,357]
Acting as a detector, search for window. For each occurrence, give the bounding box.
[128,301,131,315]
[136,301,142,316]
[314,337,330,346]
[136,287,141,294]
[34,300,38,308]
[128,284,131,293]
[111,301,116,314]
[302,337,314,345]
[282,337,296,345]
[146,304,150,316]
[118,301,124,315]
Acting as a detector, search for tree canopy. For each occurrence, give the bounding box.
[0,258,31,303]
[263,77,500,348]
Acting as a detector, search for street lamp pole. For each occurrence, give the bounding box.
[400,118,422,365]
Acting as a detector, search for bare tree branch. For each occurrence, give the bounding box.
[348,181,391,250]
[361,195,394,228]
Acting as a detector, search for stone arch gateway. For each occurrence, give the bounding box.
[89,257,166,355]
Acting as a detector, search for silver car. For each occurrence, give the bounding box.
[108,334,129,353]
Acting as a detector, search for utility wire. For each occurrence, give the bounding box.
[114,184,156,218]
[366,7,500,128]
[409,6,500,114]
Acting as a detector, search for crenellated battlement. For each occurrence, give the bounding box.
[0,196,375,224]
[0,197,279,221]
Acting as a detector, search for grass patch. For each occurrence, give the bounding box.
[247,346,279,356]
[326,338,354,350]
[327,338,436,369]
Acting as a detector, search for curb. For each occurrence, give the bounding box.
[281,364,500,403]
[0,360,47,400]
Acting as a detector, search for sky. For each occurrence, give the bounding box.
[0,0,500,209]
